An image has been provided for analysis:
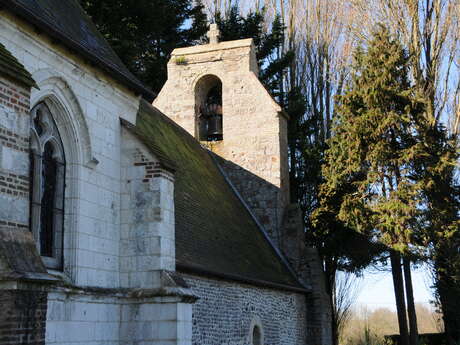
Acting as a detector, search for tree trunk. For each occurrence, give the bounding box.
[435,244,460,345]
[325,258,338,345]
[403,257,418,345]
[391,252,409,345]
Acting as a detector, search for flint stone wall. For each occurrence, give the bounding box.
[182,273,307,345]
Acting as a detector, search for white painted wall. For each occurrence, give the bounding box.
[0,12,139,288]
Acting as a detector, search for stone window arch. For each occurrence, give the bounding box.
[195,74,223,141]
[30,102,66,270]
[249,317,264,345]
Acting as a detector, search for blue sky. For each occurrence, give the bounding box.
[356,266,435,311]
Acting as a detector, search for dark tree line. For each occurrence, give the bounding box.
[80,0,207,93]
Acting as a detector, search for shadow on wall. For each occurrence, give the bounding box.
[212,152,332,345]
[212,153,284,245]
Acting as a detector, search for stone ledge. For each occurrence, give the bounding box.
[41,270,198,303]
[171,38,253,57]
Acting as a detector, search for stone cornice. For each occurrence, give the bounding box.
[171,38,253,57]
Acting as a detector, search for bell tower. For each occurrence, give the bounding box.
[154,25,289,247]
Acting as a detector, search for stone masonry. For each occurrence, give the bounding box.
[120,127,176,288]
[0,11,194,345]
[0,76,31,230]
[183,274,307,345]
[155,27,332,345]
[0,48,50,345]
[154,35,290,247]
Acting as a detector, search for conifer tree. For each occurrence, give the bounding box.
[214,7,293,102]
[313,25,426,345]
[80,0,208,93]
[415,115,460,344]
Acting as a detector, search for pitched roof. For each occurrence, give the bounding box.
[0,42,36,88]
[127,100,306,292]
[1,0,155,101]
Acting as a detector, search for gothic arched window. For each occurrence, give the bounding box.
[30,103,66,270]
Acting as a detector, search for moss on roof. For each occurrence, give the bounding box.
[130,100,303,290]
[0,43,36,88]
[3,0,154,100]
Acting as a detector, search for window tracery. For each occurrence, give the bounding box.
[30,103,65,270]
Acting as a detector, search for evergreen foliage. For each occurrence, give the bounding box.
[415,101,460,342]
[214,7,293,102]
[313,26,426,255]
[79,0,208,93]
[314,24,460,343]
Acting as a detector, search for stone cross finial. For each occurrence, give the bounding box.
[207,24,220,44]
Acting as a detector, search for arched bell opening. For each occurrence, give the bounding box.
[195,74,223,141]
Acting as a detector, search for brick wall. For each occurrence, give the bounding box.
[0,76,31,229]
[0,290,47,345]
[0,78,30,113]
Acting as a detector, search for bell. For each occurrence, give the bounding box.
[207,113,223,141]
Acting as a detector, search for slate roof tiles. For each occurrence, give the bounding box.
[128,100,305,291]
[0,42,36,88]
[1,0,155,100]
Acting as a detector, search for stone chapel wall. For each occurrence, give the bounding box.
[0,12,196,345]
[182,274,308,345]
[120,127,176,287]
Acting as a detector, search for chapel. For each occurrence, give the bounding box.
[0,1,331,344]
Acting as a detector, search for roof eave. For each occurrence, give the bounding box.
[1,1,156,102]
[121,118,177,173]
[177,262,311,294]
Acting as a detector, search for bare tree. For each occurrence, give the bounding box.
[349,0,460,130]
[334,272,363,343]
